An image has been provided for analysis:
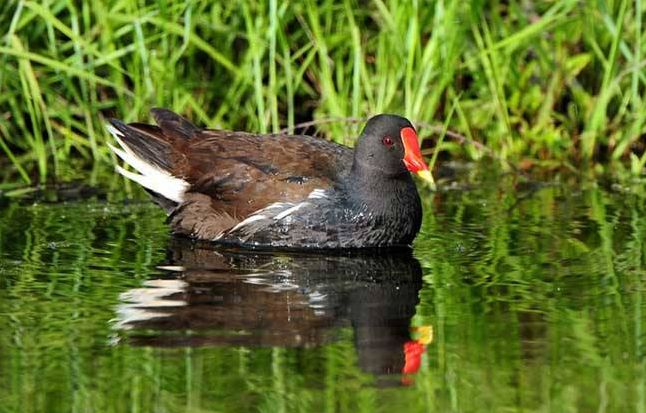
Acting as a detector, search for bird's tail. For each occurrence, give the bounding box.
[107,111,192,209]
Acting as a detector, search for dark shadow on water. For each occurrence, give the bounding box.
[116,239,425,380]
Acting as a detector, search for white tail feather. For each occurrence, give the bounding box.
[107,124,189,203]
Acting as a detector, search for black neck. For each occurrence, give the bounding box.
[347,161,418,212]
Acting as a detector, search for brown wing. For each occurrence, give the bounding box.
[109,108,353,240]
[174,130,351,216]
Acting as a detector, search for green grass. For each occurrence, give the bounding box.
[0,0,645,184]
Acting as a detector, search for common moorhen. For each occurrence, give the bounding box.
[108,109,432,249]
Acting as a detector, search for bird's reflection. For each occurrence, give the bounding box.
[115,239,429,381]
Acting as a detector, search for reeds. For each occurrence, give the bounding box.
[0,0,645,183]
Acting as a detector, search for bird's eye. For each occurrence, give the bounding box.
[382,136,394,147]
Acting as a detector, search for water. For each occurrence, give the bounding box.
[1,165,645,412]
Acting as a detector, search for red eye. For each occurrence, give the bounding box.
[382,136,394,147]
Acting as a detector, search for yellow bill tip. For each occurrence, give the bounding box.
[416,169,436,190]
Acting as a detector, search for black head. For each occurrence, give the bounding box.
[352,114,429,179]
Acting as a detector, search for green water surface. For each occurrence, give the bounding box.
[1,166,645,413]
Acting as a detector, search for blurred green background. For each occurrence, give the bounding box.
[0,0,645,184]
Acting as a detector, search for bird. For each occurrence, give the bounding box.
[107,108,433,249]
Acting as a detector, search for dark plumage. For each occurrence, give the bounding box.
[108,108,432,249]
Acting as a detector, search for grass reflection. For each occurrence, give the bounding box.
[1,167,645,412]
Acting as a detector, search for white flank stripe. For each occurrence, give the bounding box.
[226,197,314,235]
[228,214,267,233]
[274,202,309,220]
[308,189,327,199]
[256,202,292,214]
[107,123,189,203]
